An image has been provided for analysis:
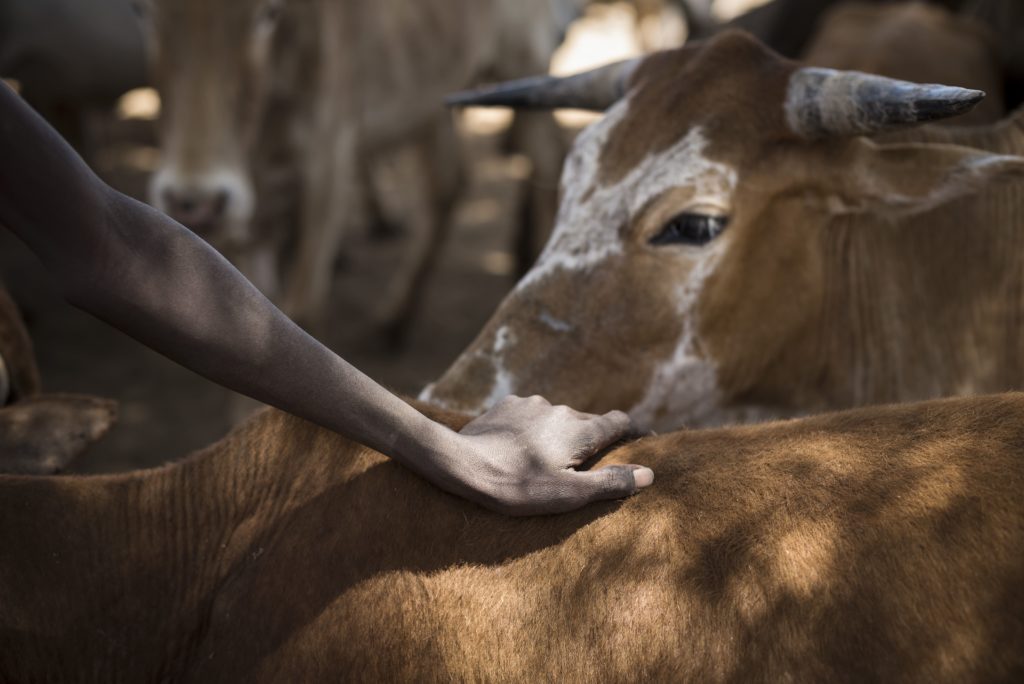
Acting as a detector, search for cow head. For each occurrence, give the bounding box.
[0,288,117,474]
[425,30,1024,431]
[134,0,302,248]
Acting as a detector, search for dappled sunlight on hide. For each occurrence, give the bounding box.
[2,396,1024,679]
[772,519,838,598]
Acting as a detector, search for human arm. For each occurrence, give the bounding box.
[0,83,652,515]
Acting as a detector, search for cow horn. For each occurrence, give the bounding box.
[445,58,641,111]
[786,67,985,138]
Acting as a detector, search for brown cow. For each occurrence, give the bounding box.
[801,1,1005,125]
[1,392,1023,680]
[424,31,1024,432]
[0,287,116,474]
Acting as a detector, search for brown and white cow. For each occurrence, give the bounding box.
[135,0,585,332]
[1,392,1023,680]
[423,30,1024,431]
[0,287,116,474]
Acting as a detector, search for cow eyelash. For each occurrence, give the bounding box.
[649,212,729,247]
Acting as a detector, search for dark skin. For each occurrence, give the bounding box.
[0,82,652,515]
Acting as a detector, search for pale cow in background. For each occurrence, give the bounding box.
[2,392,1024,679]
[0,287,117,474]
[424,31,1024,431]
[136,0,587,336]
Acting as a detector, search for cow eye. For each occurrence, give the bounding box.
[650,212,729,247]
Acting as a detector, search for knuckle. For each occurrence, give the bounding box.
[553,404,574,418]
[601,467,632,497]
[604,409,632,429]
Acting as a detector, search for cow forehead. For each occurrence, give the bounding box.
[518,96,738,291]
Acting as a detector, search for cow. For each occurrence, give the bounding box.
[421,30,1024,432]
[1,392,1022,680]
[136,0,585,334]
[801,1,1004,125]
[0,286,117,474]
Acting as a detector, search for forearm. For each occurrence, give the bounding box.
[0,82,651,515]
[69,193,460,477]
[0,82,455,475]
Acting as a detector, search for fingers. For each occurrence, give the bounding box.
[568,409,637,465]
[575,464,654,504]
[591,409,635,441]
[504,466,654,516]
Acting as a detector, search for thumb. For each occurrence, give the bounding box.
[577,464,654,503]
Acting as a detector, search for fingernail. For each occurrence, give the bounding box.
[632,466,654,489]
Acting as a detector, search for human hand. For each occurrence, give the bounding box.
[446,395,654,516]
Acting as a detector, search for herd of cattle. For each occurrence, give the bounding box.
[2,0,1024,680]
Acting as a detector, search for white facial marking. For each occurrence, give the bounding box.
[418,325,517,411]
[538,310,572,333]
[520,98,737,292]
[483,325,515,408]
[416,382,438,404]
[628,242,725,431]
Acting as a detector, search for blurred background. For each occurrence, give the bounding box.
[1,0,1020,472]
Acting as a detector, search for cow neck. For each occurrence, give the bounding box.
[817,111,1024,408]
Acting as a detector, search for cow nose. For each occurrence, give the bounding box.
[162,186,230,230]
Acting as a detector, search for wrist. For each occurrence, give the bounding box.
[390,411,467,489]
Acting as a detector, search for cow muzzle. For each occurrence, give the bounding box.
[150,167,255,247]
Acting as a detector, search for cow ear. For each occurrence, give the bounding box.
[829,140,1024,217]
[0,395,117,475]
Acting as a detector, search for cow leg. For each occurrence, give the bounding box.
[506,110,566,274]
[284,128,358,332]
[375,116,462,346]
[362,161,404,243]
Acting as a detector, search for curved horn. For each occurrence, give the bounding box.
[445,58,641,111]
[786,67,985,139]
